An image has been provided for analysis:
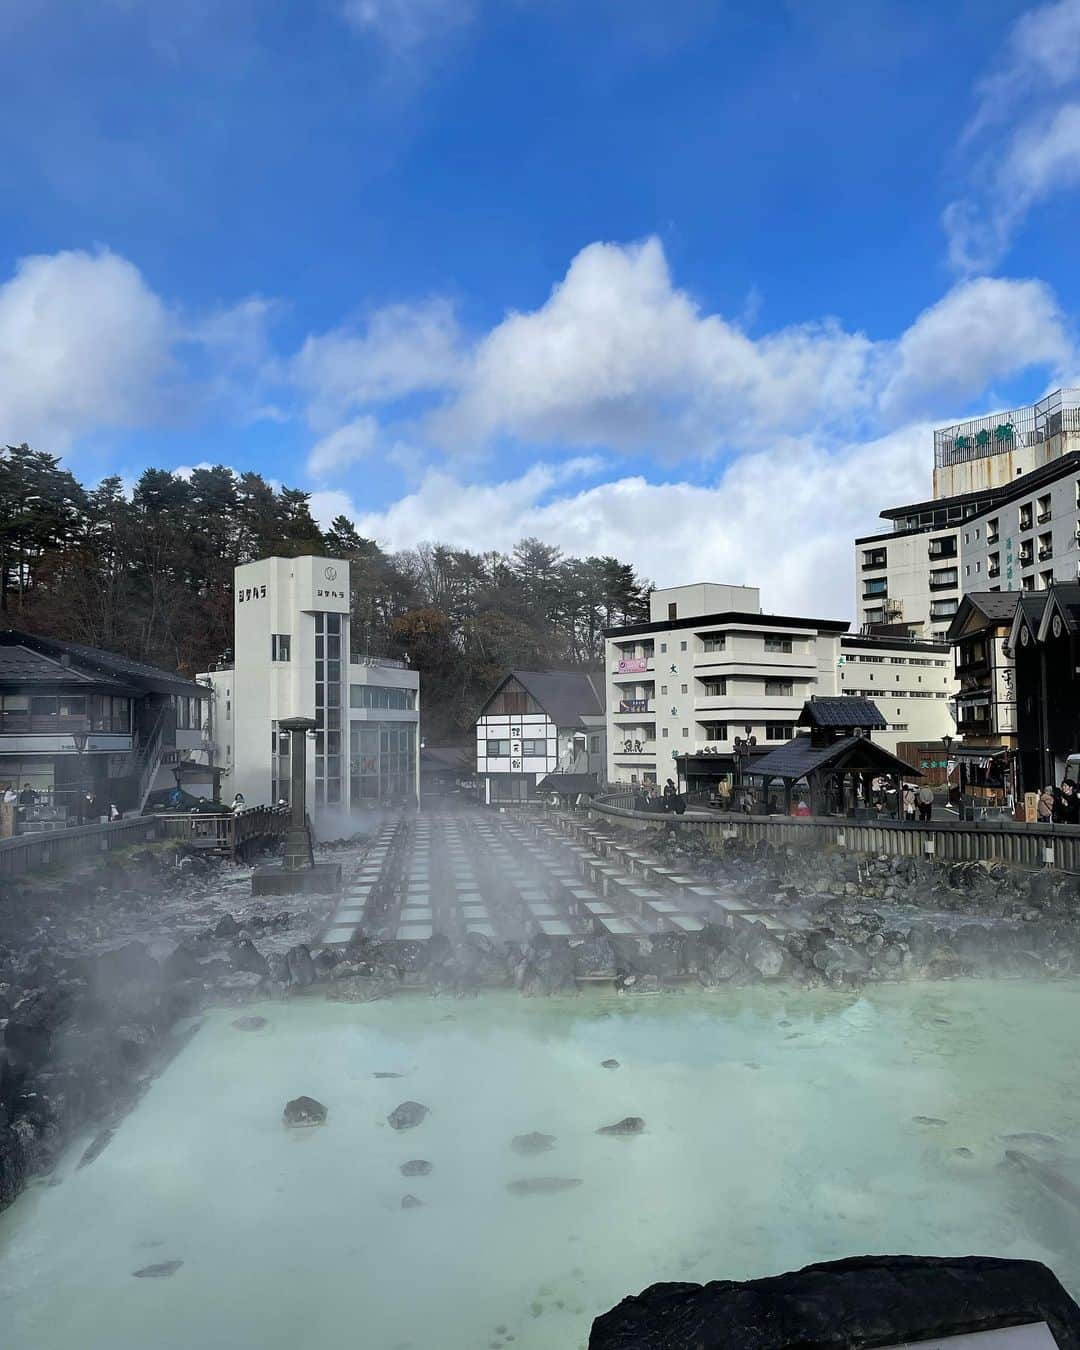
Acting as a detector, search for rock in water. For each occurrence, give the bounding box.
[232,1015,268,1031]
[283,1096,328,1126]
[507,1177,583,1195]
[388,1101,428,1130]
[601,1059,620,1070]
[132,1260,183,1278]
[912,1116,947,1127]
[77,1127,114,1170]
[597,1116,645,1136]
[401,1194,424,1209]
[374,1071,403,1079]
[400,1159,432,1176]
[511,1132,556,1155]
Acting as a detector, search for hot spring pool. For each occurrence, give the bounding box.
[4,982,1080,1350]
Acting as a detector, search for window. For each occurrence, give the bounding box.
[660,684,667,695]
[863,578,888,596]
[1040,570,1054,590]
[701,636,726,652]
[668,602,677,621]
[680,683,688,694]
[1019,505,1033,531]
[662,727,669,738]
[700,678,726,697]
[589,735,600,754]
[987,517,999,544]
[660,643,667,653]
[700,722,727,740]
[486,739,511,757]
[764,636,792,653]
[681,727,689,737]
[350,685,416,710]
[862,548,887,568]
[1038,532,1053,561]
[764,679,793,696]
[680,640,687,651]
[271,633,291,662]
[930,598,958,619]
[765,723,794,740]
[930,567,958,589]
[928,535,957,559]
[988,552,1001,578]
[1037,494,1052,524]
[1022,575,1035,591]
[521,738,547,757]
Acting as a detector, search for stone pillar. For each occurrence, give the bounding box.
[279,716,316,871]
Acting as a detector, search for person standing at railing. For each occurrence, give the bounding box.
[230,792,245,812]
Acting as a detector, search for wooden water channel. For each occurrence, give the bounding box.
[319,805,799,948]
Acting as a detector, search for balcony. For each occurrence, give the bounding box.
[1037,510,1052,524]
[928,576,958,591]
[1018,516,1033,533]
[927,543,957,561]
[862,588,888,602]
[986,531,999,545]
[861,555,887,571]
[1018,552,1034,568]
[614,699,655,716]
[1039,545,1053,561]
[987,565,1001,579]
[613,741,656,758]
[612,657,654,676]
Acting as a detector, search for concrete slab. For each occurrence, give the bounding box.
[396,922,433,940]
[539,920,576,936]
[324,924,358,943]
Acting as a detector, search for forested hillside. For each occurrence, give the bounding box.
[0,444,650,740]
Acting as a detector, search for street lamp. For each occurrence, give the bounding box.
[942,732,963,812]
[733,723,757,799]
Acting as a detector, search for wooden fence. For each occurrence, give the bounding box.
[0,805,291,881]
[588,796,1080,872]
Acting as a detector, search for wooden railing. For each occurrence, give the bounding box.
[0,805,291,879]
[588,796,1080,872]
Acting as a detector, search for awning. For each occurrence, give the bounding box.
[950,745,1008,759]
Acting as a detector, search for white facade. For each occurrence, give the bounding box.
[838,636,954,756]
[200,556,419,821]
[857,390,1080,638]
[473,672,605,803]
[605,585,846,787]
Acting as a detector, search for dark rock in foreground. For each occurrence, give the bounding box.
[400,1159,432,1176]
[601,1059,620,1070]
[597,1116,645,1136]
[283,1096,327,1127]
[374,1071,403,1079]
[388,1101,428,1130]
[588,1255,1080,1349]
[132,1259,183,1278]
[511,1131,556,1154]
[507,1177,582,1195]
[401,1193,423,1209]
[232,1016,268,1031]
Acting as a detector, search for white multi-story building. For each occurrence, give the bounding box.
[200,556,420,819]
[837,634,954,757]
[474,670,605,804]
[604,584,847,792]
[856,388,1080,639]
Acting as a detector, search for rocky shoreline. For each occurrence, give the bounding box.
[5,823,1080,1214]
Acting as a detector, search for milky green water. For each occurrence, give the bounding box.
[4,983,1080,1350]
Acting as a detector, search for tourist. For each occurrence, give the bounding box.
[916,783,934,822]
[1062,779,1080,825]
[109,802,122,821]
[1052,783,1070,823]
[662,779,677,812]
[230,792,246,812]
[1038,786,1055,823]
[902,783,916,821]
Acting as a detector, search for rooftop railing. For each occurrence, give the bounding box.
[934,388,1080,468]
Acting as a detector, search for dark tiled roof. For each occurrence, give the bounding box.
[537,772,600,794]
[496,670,606,727]
[1045,583,1080,634]
[0,630,204,697]
[0,643,133,690]
[946,591,1019,641]
[798,696,887,729]
[748,733,922,782]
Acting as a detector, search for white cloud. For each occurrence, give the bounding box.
[881,275,1070,413]
[337,428,931,622]
[0,248,175,450]
[340,0,475,52]
[433,237,877,455]
[293,297,464,431]
[307,415,380,478]
[946,0,1080,271]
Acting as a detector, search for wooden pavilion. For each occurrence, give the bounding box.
[747,696,922,817]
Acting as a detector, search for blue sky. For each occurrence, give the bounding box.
[2,0,1079,618]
